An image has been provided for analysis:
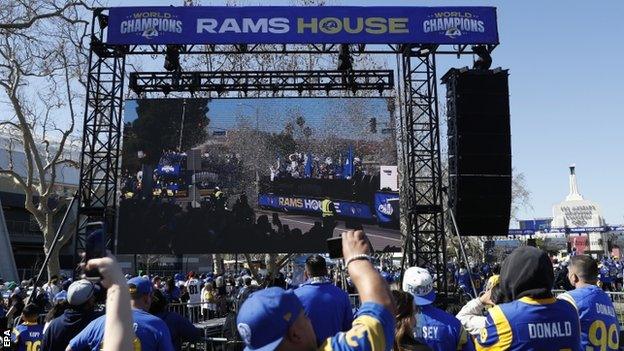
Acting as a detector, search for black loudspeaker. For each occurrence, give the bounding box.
[442,68,512,236]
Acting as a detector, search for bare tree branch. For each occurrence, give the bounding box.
[0,1,87,30]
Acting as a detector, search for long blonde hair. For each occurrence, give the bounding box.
[392,290,418,351]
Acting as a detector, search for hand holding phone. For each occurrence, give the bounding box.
[83,222,105,281]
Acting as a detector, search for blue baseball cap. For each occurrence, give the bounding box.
[128,277,152,296]
[54,290,68,303]
[236,287,304,351]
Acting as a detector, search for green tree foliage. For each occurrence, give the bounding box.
[123,99,210,171]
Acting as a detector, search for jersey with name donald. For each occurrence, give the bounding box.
[475,296,581,351]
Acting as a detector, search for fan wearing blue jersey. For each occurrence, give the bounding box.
[559,255,620,351]
[474,246,581,351]
[236,230,395,351]
[11,303,44,351]
[598,261,614,292]
[403,267,473,351]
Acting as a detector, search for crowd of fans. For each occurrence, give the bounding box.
[121,150,242,200]
[2,231,624,351]
[117,194,333,253]
[270,152,365,181]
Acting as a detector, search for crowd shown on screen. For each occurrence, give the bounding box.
[1,231,624,351]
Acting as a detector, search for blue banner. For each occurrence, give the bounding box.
[508,229,535,236]
[519,219,552,231]
[374,192,400,223]
[510,226,624,235]
[304,153,312,178]
[258,194,372,220]
[107,6,499,45]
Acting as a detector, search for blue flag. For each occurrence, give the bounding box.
[342,146,354,179]
[304,153,313,178]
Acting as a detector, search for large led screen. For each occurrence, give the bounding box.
[117,98,401,253]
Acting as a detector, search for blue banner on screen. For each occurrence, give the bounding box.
[156,164,180,175]
[508,229,535,235]
[374,192,400,223]
[106,6,499,45]
[258,194,372,220]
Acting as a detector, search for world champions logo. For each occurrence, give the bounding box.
[422,11,486,39]
[119,11,183,39]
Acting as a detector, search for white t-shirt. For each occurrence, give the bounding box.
[42,283,60,301]
[185,279,201,304]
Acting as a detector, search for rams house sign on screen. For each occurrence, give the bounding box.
[106,6,499,45]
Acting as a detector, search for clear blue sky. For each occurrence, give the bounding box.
[112,0,624,224]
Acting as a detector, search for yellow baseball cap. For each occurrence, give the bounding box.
[485,275,500,291]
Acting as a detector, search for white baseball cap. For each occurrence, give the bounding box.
[402,267,436,306]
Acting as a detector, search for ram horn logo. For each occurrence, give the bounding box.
[445,27,461,39]
[321,19,340,31]
[142,27,159,39]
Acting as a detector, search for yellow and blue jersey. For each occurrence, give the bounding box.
[12,322,43,351]
[475,296,581,351]
[560,285,620,351]
[414,304,474,351]
[319,302,395,351]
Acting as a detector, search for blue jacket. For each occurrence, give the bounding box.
[42,309,103,351]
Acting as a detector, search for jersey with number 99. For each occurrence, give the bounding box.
[561,285,620,351]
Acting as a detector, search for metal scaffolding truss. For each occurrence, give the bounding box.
[75,19,126,260]
[398,51,447,293]
[75,8,498,294]
[121,42,495,56]
[129,70,394,96]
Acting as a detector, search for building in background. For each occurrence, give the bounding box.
[551,164,606,253]
[513,165,615,256]
[0,131,79,279]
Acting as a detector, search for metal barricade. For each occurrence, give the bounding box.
[168,302,206,324]
[182,338,244,351]
[605,291,624,328]
[167,303,231,351]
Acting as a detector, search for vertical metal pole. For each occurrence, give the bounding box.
[133,254,137,275]
[178,98,187,152]
[447,206,478,298]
